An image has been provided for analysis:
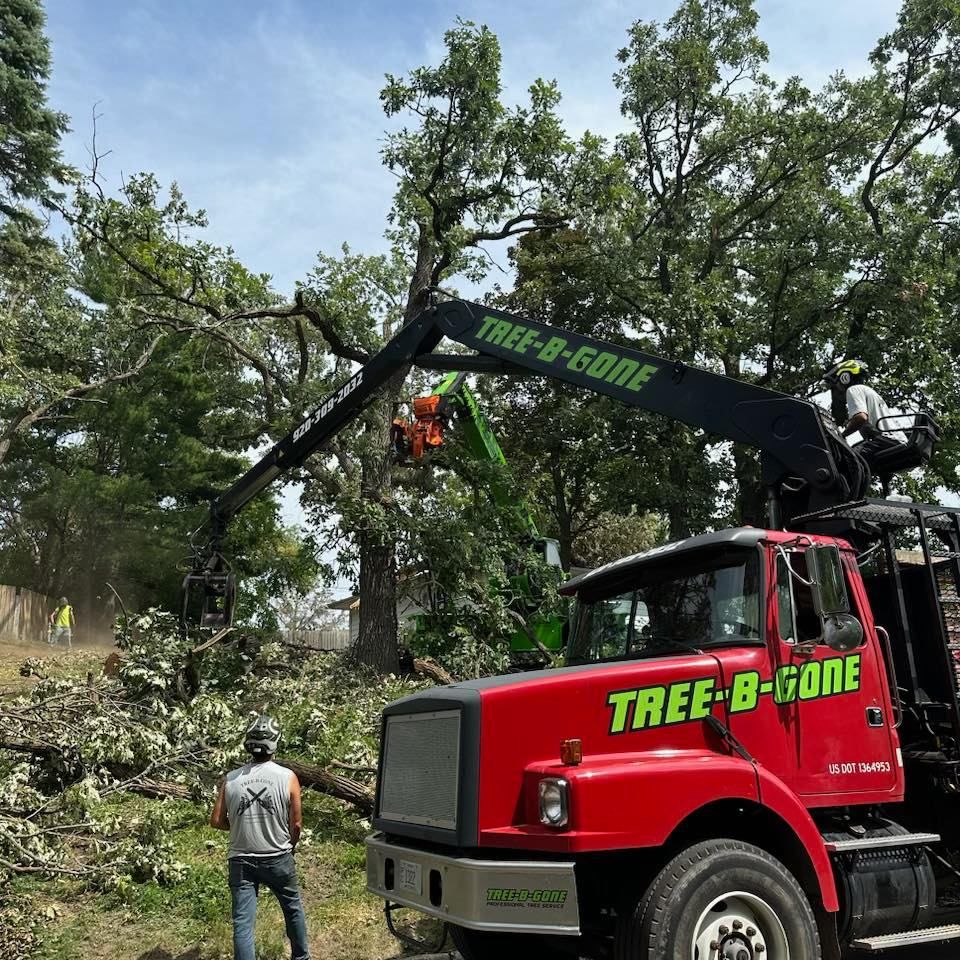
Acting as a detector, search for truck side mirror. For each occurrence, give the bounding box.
[821,613,864,652]
[806,544,850,616]
[806,545,865,652]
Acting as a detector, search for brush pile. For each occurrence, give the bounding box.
[0,612,430,887]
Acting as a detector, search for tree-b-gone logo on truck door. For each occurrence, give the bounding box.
[606,654,862,734]
[475,315,660,392]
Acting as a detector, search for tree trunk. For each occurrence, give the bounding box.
[732,445,765,527]
[281,759,374,815]
[413,656,453,685]
[667,451,693,540]
[351,223,436,675]
[350,386,402,675]
[128,778,193,801]
[548,449,574,570]
[353,533,399,673]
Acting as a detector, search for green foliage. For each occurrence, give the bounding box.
[494,229,723,549]
[0,336,317,620]
[573,511,667,568]
[396,467,565,678]
[0,167,322,621]
[4,0,960,681]
[495,0,960,533]
[0,0,69,225]
[0,614,428,894]
[381,19,570,283]
[0,884,38,959]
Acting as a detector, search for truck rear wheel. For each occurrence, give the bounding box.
[615,839,820,960]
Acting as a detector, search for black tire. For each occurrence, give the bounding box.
[615,839,821,960]
[449,924,557,960]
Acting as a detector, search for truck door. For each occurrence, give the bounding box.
[729,545,900,802]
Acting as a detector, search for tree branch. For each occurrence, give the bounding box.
[0,334,164,466]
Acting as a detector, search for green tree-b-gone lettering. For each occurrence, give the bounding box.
[476,316,658,392]
[606,655,862,734]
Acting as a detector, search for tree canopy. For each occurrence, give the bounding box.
[0,0,68,223]
[1,0,959,671]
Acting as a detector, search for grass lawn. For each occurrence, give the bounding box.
[18,801,405,960]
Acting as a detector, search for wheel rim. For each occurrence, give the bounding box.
[692,891,790,960]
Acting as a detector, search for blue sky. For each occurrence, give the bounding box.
[45,0,904,295]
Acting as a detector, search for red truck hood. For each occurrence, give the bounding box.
[453,653,727,842]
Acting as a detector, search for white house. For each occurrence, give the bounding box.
[328,571,431,644]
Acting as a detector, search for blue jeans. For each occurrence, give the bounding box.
[229,852,309,960]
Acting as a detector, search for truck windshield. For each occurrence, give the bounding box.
[567,548,762,663]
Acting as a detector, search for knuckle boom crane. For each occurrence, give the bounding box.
[182,297,874,631]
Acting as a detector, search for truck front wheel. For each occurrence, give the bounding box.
[615,839,820,960]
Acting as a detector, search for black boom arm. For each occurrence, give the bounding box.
[186,298,865,629]
[428,300,860,517]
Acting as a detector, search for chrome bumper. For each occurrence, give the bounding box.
[365,834,580,936]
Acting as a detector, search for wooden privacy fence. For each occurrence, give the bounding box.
[281,628,352,652]
[0,584,55,645]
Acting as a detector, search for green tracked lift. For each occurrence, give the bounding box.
[402,371,565,655]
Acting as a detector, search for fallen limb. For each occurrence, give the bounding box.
[0,737,59,757]
[0,856,92,876]
[0,731,372,815]
[127,778,193,801]
[0,612,431,884]
[280,759,374,816]
[331,760,378,775]
[413,657,454,685]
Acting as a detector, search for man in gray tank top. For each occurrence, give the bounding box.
[211,715,310,960]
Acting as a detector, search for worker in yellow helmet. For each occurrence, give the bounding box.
[48,596,75,649]
[823,359,907,471]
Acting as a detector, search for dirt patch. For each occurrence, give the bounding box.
[0,639,42,695]
[0,640,118,696]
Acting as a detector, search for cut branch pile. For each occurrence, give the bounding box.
[0,611,429,884]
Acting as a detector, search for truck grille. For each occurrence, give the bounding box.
[379,709,460,830]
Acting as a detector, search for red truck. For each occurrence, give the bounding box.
[182,296,948,956]
[367,502,960,957]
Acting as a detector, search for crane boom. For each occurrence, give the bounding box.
[184,297,870,629]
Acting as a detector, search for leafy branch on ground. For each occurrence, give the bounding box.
[0,612,431,890]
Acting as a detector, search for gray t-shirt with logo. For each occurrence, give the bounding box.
[224,760,293,859]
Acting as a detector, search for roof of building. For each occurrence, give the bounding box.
[327,596,360,611]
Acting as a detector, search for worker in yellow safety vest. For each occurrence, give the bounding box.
[48,597,75,649]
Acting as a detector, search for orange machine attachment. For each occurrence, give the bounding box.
[391,394,450,460]
[409,394,448,458]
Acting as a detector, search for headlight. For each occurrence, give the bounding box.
[538,777,569,828]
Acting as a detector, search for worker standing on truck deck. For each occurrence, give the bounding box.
[824,359,908,471]
[48,597,74,648]
[210,715,310,960]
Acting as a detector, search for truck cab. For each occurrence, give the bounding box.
[368,515,960,958]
